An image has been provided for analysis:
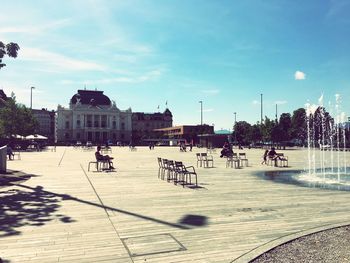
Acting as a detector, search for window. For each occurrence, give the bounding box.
[112,121,116,129]
[76,133,80,139]
[77,120,81,127]
[101,115,107,128]
[87,115,92,128]
[121,122,125,130]
[65,121,69,129]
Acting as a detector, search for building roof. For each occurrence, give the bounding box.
[132,109,172,121]
[70,90,111,106]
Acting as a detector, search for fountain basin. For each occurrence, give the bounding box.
[258,168,350,191]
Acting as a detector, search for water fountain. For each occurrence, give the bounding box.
[260,94,350,191]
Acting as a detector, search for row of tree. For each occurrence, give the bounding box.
[233,107,350,147]
[0,94,38,141]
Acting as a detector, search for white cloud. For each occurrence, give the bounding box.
[295,70,306,80]
[61,69,163,85]
[252,100,260,105]
[0,18,71,34]
[20,47,105,71]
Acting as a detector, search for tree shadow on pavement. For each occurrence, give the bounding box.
[0,181,75,237]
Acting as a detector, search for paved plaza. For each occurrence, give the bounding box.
[1,146,350,262]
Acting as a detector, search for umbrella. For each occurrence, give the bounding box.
[25,134,48,140]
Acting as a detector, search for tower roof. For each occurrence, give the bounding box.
[70,90,111,106]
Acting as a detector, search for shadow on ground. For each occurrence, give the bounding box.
[0,177,75,237]
[0,170,37,188]
[179,214,208,227]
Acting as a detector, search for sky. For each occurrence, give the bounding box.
[1,0,350,130]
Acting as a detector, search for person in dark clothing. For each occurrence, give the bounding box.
[268,147,280,167]
[7,145,14,160]
[95,146,114,169]
[261,149,269,165]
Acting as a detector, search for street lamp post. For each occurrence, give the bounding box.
[234,112,237,144]
[260,93,263,124]
[275,103,278,123]
[199,100,203,126]
[30,86,35,109]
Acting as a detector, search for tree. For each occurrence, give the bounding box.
[278,113,292,142]
[291,108,307,144]
[261,117,276,143]
[0,41,20,69]
[0,93,38,138]
[249,124,262,144]
[233,121,252,145]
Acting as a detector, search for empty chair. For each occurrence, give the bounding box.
[157,157,165,179]
[226,155,240,169]
[196,153,203,167]
[239,153,248,167]
[166,160,176,181]
[175,161,198,187]
[277,153,288,167]
[201,153,214,168]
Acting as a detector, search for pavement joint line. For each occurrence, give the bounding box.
[58,148,67,166]
[79,163,135,263]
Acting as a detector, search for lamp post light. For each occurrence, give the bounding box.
[30,86,35,109]
[199,100,203,126]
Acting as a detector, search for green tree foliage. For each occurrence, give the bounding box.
[291,108,307,144]
[0,93,38,138]
[271,113,292,143]
[0,41,20,69]
[261,117,276,143]
[233,121,252,145]
[249,124,262,143]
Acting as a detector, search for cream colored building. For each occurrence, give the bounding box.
[57,90,132,143]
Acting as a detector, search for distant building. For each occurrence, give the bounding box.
[198,130,233,148]
[154,124,214,145]
[56,89,132,144]
[132,109,173,144]
[32,108,56,142]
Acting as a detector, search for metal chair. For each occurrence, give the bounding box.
[201,153,214,168]
[238,153,248,167]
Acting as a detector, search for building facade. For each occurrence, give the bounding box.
[154,124,214,145]
[131,109,173,144]
[32,108,56,142]
[57,89,132,144]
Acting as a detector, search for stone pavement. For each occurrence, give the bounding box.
[1,146,350,262]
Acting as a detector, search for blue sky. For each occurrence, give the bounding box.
[1,0,350,129]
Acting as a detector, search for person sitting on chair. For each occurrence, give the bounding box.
[95,146,114,169]
[7,145,14,160]
[268,147,281,167]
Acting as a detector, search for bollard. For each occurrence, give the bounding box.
[0,146,7,173]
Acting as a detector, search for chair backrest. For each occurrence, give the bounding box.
[162,159,169,168]
[201,153,207,157]
[168,160,175,169]
[277,153,284,157]
[157,157,163,167]
[196,153,202,160]
[239,153,246,158]
[232,152,238,158]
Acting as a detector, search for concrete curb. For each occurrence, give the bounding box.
[231,221,350,263]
